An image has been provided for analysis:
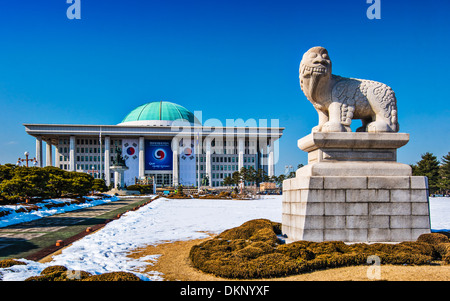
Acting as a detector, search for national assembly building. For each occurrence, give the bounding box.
[23,101,284,188]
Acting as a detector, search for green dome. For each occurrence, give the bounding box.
[119,101,200,126]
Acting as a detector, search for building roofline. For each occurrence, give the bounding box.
[23,123,285,130]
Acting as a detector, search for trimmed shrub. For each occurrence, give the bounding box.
[435,242,450,264]
[218,219,280,241]
[189,219,447,279]
[0,259,27,268]
[417,233,449,245]
[276,241,316,261]
[41,265,67,275]
[126,184,153,194]
[24,266,139,281]
[83,272,141,281]
[25,265,92,281]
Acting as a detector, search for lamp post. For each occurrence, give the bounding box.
[88,165,98,178]
[17,151,37,167]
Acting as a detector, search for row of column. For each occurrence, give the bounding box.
[36,135,145,187]
[171,137,275,187]
[35,135,276,187]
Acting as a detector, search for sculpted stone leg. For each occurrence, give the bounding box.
[367,114,394,133]
[321,102,346,132]
[312,109,328,133]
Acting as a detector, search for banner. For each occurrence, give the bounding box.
[122,139,139,186]
[145,140,173,171]
[179,139,196,186]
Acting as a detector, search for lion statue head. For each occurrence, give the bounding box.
[299,46,332,104]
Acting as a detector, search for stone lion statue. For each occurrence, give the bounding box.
[299,46,399,133]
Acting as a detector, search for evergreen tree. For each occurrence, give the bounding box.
[412,152,440,194]
[92,179,108,192]
[246,166,257,185]
[439,152,450,194]
[255,168,268,185]
[231,171,241,186]
[223,176,233,186]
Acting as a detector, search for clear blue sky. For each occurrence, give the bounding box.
[0,0,449,173]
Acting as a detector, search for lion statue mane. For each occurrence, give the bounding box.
[299,46,399,133]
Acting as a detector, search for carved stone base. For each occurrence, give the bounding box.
[282,132,431,243]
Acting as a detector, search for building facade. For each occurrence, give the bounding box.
[24,101,284,188]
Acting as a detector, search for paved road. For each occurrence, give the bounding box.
[0,196,154,260]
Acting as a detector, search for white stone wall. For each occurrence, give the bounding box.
[282,175,431,243]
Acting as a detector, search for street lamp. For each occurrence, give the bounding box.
[17,151,37,167]
[88,165,98,178]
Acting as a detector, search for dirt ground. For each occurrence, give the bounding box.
[128,237,450,281]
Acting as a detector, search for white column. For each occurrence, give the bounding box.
[69,136,75,171]
[172,137,179,187]
[268,139,275,177]
[139,136,145,178]
[35,137,43,167]
[104,136,111,186]
[55,144,61,168]
[114,171,120,189]
[46,142,53,167]
[205,137,212,187]
[238,137,244,171]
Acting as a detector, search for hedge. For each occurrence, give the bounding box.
[189,219,450,279]
[0,165,99,203]
[21,265,141,281]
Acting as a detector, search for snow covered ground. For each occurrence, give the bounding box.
[0,195,120,228]
[429,197,450,231]
[0,196,448,281]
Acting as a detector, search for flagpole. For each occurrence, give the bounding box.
[197,131,200,193]
[99,126,102,180]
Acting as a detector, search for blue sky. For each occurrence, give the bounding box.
[0,0,449,173]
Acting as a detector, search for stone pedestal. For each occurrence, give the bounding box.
[110,165,129,190]
[282,132,431,243]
